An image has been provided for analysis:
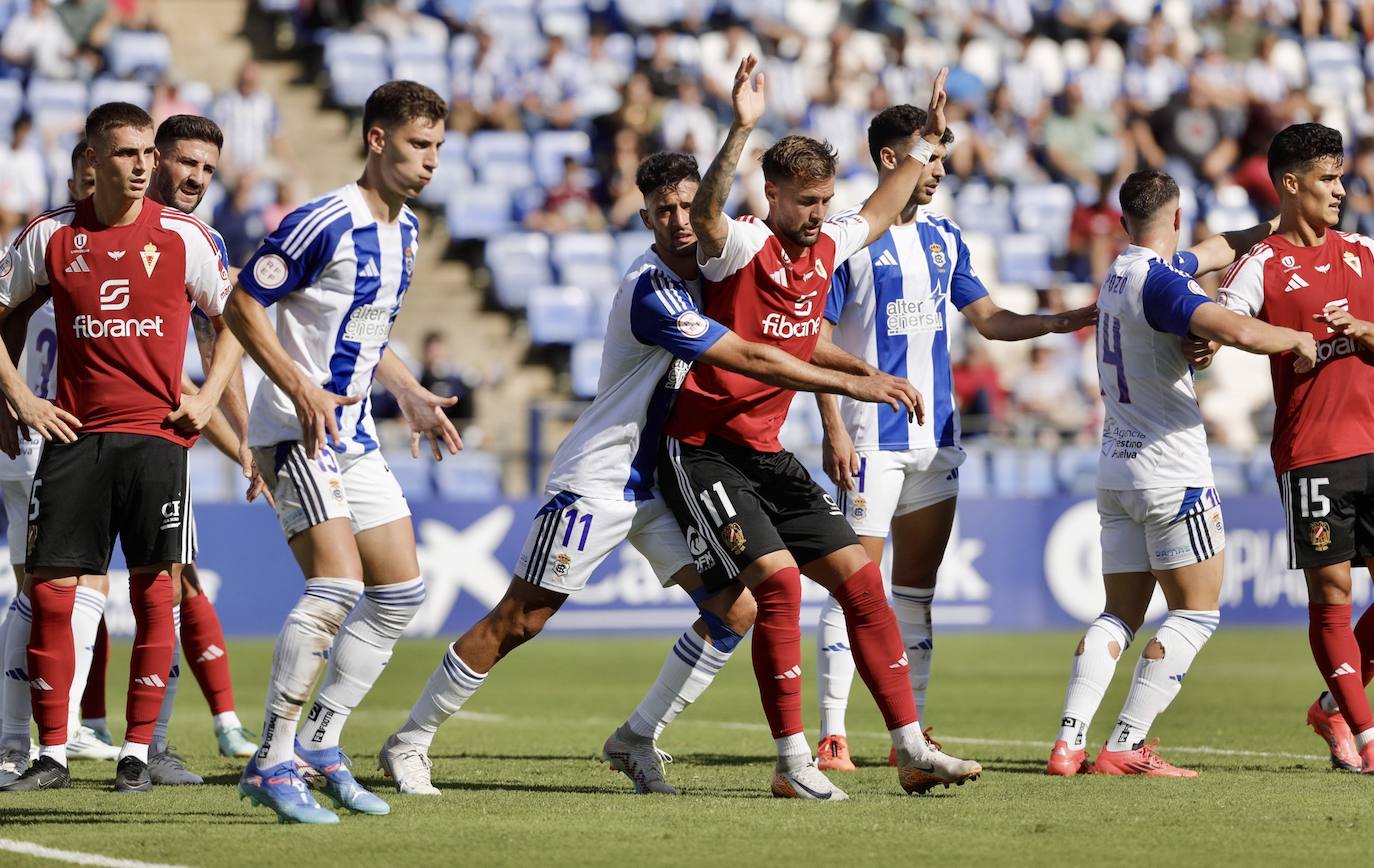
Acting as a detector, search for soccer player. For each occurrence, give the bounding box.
[378,150,920,797]
[654,56,979,800]
[810,104,1096,771]
[224,81,459,824]
[1218,123,1374,773]
[1046,169,1315,778]
[0,101,241,793]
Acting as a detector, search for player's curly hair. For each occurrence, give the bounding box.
[867,105,954,169]
[1268,123,1344,182]
[362,81,448,146]
[761,135,838,185]
[1119,170,1180,223]
[156,114,224,152]
[85,102,153,148]
[635,152,700,198]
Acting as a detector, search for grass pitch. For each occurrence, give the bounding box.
[0,629,1368,867]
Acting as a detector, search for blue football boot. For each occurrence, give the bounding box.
[295,742,390,815]
[239,758,340,824]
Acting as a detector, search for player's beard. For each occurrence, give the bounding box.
[785,223,821,248]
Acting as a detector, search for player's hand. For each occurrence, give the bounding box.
[1292,331,1317,373]
[1047,304,1097,333]
[0,400,20,460]
[166,391,217,435]
[1183,335,1218,369]
[397,386,463,461]
[293,384,361,458]
[846,372,924,425]
[1314,306,1373,340]
[14,392,80,444]
[239,443,273,506]
[731,54,766,129]
[920,67,949,142]
[822,426,861,491]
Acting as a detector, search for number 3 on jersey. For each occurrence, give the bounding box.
[1099,311,1130,404]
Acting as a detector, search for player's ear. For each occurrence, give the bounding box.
[1173,207,1181,232]
[764,179,777,205]
[880,146,896,171]
[365,124,387,155]
[639,208,651,231]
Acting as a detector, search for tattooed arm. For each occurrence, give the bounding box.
[690,54,766,261]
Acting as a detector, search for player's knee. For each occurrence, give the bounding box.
[1144,638,1166,660]
[724,591,757,635]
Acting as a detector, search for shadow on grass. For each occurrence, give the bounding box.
[0,807,259,825]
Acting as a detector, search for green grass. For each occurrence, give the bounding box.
[0,629,1368,867]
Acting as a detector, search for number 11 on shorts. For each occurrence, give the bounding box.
[698,481,737,527]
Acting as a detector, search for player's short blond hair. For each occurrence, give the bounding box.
[761,135,838,185]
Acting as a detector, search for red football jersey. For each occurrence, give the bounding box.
[1219,230,1374,474]
[664,214,870,451]
[0,198,232,447]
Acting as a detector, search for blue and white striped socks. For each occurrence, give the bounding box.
[395,645,486,750]
[303,577,427,750]
[1107,610,1219,751]
[629,629,734,739]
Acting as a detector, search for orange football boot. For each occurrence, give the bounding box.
[1046,740,1091,776]
[816,735,856,772]
[1092,739,1197,778]
[1306,697,1362,772]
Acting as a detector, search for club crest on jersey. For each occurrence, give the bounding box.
[850,495,867,520]
[721,522,747,556]
[403,246,415,277]
[1281,255,1298,271]
[929,243,947,270]
[1344,250,1363,277]
[1310,520,1332,552]
[72,233,88,253]
[140,243,160,278]
[328,479,345,503]
[553,553,572,576]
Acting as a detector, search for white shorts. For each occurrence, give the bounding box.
[1,477,32,566]
[1098,486,1225,573]
[254,442,410,539]
[836,448,963,537]
[514,491,692,595]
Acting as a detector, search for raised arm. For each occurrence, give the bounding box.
[690,54,766,261]
[856,67,949,245]
[1184,215,1280,277]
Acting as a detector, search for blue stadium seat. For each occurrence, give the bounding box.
[955,182,1014,237]
[434,451,504,501]
[479,10,544,64]
[1012,182,1074,256]
[527,285,594,345]
[25,78,87,136]
[558,261,621,298]
[104,30,173,81]
[551,231,614,273]
[989,448,1057,498]
[1053,447,1097,495]
[89,77,152,111]
[386,453,436,499]
[324,31,388,69]
[0,79,21,130]
[614,230,654,273]
[445,184,515,240]
[1210,447,1247,497]
[418,148,472,209]
[956,446,989,498]
[997,234,1053,287]
[391,58,452,102]
[189,447,230,503]
[485,231,552,309]
[448,33,479,68]
[388,33,447,64]
[1307,39,1363,92]
[330,58,391,110]
[570,339,603,398]
[532,130,592,189]
[469,130,532,166]
[475,157,537,190]
[256,0,299,11]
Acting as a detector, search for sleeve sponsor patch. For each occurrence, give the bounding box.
[676,310,708,338]
[252,253,288,290]
[0,251,11,279]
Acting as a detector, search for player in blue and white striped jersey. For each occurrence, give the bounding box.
[379,152,919,799]
[810,104,1096,770]
[223,82,461,825]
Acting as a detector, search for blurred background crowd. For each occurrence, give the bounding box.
[2,0,1373,499]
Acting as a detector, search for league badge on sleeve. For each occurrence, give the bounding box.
[676,311,708,338]
[0,250,12,279]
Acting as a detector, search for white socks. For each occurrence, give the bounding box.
[394,645,486,751]
[816,595,855,738]
[1,593,32,751]
[66,587,106,738]
[213,710,243,733]
[1106,610,1219,751]
[775,732,810,770]
[119,741,149,763]
[152,605,182,754]
[891,586,935,724]
[301,577,426,751]
[628,629,733,739]
[1055,613,1134,750]
[257,578,362,768]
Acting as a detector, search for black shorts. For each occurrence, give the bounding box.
[27,432,194,574]
[658,435,858,590]
[1278,454,1374,570]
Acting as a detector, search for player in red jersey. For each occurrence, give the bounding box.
[0,102,240,793]
[1219,122,1374,773]
[656,56,981,799]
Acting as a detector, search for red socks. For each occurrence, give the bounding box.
[125,572,176,745]
[1354,604,1374,688]
[751,567,803,739]
[80,616,109,720]
[28,581,77,746]
[180,591,236,715]
[833,561,918,731]
[1309,603,1373,734]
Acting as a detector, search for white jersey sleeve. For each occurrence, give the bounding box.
[237,194,353,305]
[0,214,59,309]
[161,213,233,316]
[821,213,871,264]
[698,216,773,281]
[1217,243,1272,316]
